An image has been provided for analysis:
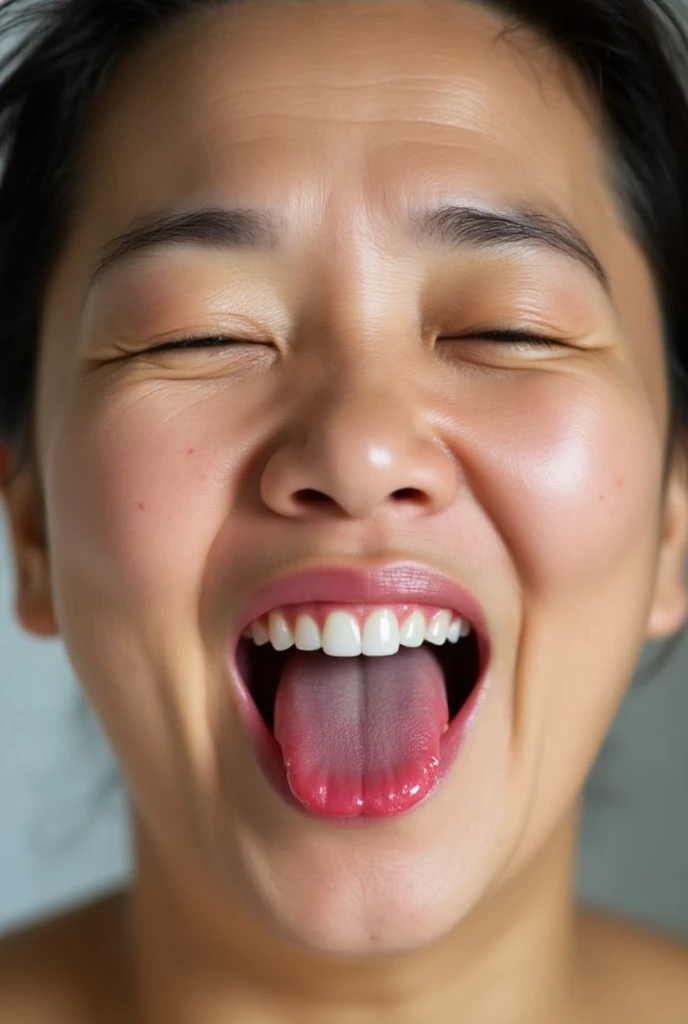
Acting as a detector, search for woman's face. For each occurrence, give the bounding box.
[5,0,688,955]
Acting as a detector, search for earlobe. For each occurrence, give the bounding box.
[646,449,688,640]
[0,443,58,638]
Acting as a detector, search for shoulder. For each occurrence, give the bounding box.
[0,891,132,1024]
[577,906,688,1024]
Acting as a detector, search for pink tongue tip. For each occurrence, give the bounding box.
[274,646,449,817]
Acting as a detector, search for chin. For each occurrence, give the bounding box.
[230,840,483,958]
[269,890,469,958]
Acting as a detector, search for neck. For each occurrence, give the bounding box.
[127,804,587,1024]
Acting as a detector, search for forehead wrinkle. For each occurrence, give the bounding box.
[56,1,647,329]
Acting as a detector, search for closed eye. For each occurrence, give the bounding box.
[144,329,560,355]
[440,328,561,350]
[145,334,259,354]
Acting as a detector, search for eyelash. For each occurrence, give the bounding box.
[447,329,559,350]
[145,328,559,353]
[146,334,248,353]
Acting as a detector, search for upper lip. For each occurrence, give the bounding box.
[233,560,488,647]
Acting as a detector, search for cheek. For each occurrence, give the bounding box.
[462,370,663,593]
[45,383,235,605]
[41,383,241,835]
[464,370,663,851]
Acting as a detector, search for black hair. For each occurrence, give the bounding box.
[1,0,688,484]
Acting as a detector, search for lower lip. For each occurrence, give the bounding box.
[229,650,490,825]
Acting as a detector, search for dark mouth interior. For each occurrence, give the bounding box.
[237,632,483,734]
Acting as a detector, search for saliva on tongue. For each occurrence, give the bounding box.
[273,646,449,817]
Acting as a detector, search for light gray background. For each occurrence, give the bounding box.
[1,506,688,937]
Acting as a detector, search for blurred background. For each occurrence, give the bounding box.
[1,502,688,937]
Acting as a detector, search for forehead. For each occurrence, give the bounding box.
[43,0,664,437]
[75,0,611,231]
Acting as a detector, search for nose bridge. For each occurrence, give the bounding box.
[330,329,426,412]
[289,233,427,450]
[306,363,419,470]
[259,335,459,521]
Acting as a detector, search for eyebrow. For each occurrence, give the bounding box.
[89,207,278,287]
[412,204,610,294]
[89,202,609,295]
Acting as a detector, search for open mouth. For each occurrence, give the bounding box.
[236,628,483,735]
[231,593,489,818]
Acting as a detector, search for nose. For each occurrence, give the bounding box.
[259,380,459,521]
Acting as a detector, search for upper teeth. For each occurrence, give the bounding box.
[241,606,471,657]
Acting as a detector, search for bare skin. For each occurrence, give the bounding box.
[2,856,688,1022]
[1,0,688,1021]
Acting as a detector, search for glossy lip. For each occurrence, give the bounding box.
[227,560,492,823]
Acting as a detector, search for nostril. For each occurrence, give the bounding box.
[292,483,335,507]
[296,488,332,505]
[392,487,424,501]
[298,487,423,505]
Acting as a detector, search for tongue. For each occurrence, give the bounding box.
[273,646,448,817]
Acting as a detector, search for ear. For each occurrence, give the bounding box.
[0,444,58,637]
[647,444,688,640]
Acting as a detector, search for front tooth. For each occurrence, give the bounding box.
[399,610,426,647]
[447,618,462,644]
[322,611,362,657]
[268,611,294,651]
[294,613,322,651]
[251,619,270,645]
[362,608,400,656]
[425,609,452,645]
